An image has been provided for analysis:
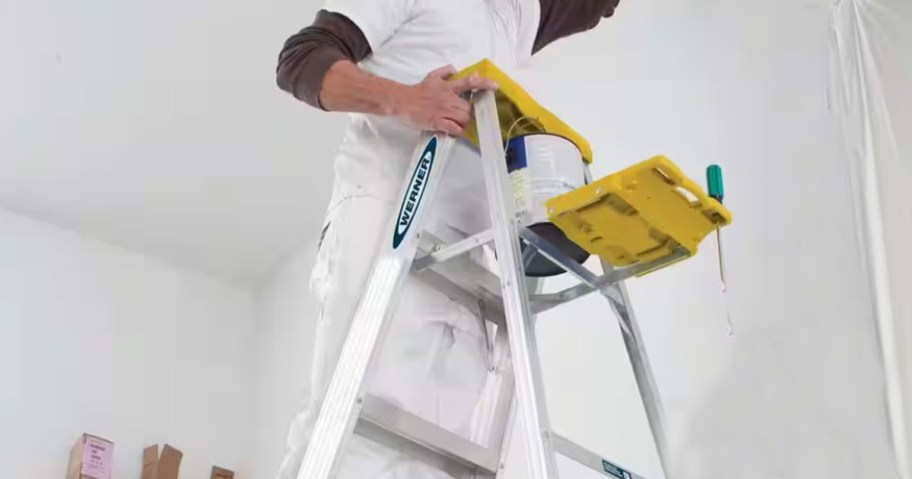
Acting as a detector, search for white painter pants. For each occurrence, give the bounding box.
[277,194,491,479]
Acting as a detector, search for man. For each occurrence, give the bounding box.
[275,0,620,477]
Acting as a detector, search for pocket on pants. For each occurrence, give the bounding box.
[310,197,352,304]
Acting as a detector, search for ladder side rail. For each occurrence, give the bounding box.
[474,91,560,479]
[296,134,459,479]
[598,260,672,479]
[518,205,672,478]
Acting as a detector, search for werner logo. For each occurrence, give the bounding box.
[393,136,437,249]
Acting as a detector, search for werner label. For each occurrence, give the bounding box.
[393,136,437,249]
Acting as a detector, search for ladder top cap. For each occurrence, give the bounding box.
[454,59,594,164]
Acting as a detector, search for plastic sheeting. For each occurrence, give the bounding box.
[830,0,912,477]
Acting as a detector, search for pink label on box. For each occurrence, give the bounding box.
[81,436,113,479]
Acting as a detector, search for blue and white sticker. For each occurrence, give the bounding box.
[602,459,632,479]
[392,136,437,249]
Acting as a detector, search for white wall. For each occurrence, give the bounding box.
[0,0,345,281]
[0,207,257,477]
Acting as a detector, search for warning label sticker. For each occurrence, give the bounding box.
[602,459,632,479]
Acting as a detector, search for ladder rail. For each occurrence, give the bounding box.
[599,264,672,479]
[520,227,672,478]
[474,90,561,478]
[295,134,459,479]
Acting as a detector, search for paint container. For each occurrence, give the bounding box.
[506,134,590,277]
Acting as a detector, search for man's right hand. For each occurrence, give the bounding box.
[391,66,498,136]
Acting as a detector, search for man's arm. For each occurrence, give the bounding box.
[276,10,495,135]
[533,0,621,53]
[276,10,372,108]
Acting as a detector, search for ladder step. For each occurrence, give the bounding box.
[412,263,505,323]
[355,395,500,475]
[414,232,506,324]
[413,229,494,271]
[551,433,645,479]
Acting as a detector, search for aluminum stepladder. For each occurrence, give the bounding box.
[296,60,731,479]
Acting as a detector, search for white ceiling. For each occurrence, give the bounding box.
[1,0,344,283]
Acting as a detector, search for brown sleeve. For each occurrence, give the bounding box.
[276,10,372,109]
[533,0,620,54]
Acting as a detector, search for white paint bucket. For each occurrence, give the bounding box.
[505,134,590,276]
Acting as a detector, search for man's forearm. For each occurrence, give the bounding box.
[322,62,496,135]
[275,10,374,109]
[318,60,409,116]
[276,11,495,135]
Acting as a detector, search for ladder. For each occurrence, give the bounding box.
[295,60,731,479]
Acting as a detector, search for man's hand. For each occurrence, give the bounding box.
[315,61,497,135]
[391,66,498,136]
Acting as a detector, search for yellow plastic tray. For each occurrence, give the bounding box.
[547,156,733,272]
[454,59,593,164]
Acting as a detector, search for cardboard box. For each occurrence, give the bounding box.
[210,466,235,479]
[67,434,114,479]
[141,444,183,479]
